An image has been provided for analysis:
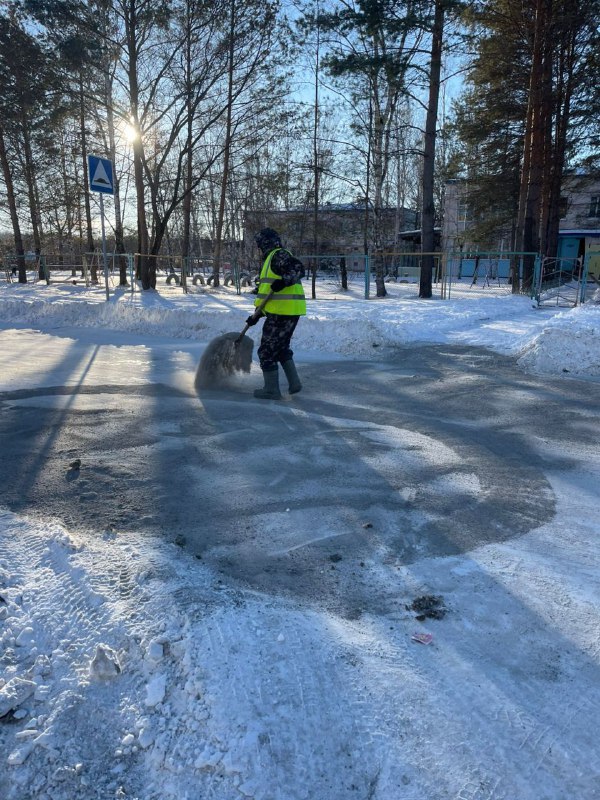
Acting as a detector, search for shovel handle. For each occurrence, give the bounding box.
[235,291,274,344]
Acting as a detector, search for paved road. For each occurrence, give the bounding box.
[1,338,598,616]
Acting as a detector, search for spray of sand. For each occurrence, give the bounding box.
[194,332,254,389]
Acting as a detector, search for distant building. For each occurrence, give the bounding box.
[442,175,600,279]
[442,180,478,254]
[244,203,418,266]
[557,174,600,279]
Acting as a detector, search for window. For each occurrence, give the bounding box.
[559,196,568,219]
[589,196,600,217]
[457,199,469,230]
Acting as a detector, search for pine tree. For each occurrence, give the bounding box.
[0,10,65,272]
[313,0,424,298]
[453,0,600,291]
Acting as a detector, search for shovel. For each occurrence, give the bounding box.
[194,292,273,389]
[233,290,274,343]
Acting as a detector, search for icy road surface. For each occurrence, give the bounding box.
[0,322,599,800]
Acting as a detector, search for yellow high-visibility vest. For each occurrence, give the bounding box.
[254,248,306,315]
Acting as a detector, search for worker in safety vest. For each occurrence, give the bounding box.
[245,228,306,399]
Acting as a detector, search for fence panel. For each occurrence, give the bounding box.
[2,249,593,303]
[532,255,587,308]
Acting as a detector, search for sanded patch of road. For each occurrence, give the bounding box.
[1,339,598,616]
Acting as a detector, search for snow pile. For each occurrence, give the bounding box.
[0,510,223,798]
[517,304,600,376]
[0,279,599,374]
[0,292,219,341]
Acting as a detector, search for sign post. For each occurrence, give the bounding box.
[87,154,114,301]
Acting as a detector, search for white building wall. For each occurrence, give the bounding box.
[442,175,600,255]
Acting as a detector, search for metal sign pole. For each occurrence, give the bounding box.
[99,193,109,301]
[88,154,114,303]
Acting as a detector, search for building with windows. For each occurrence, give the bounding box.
[442,175,600,280]
[244,203,418,264]
[557,175,600,279]
[441,180,473,253]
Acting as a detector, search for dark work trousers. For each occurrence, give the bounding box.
[257,314,300,371]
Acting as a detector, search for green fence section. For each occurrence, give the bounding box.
[1,249,594,305]
[441,251,538,299]
[301,250,539,300]
[131,257,255,295]
[531,253,590,307]
[0,252,136,288]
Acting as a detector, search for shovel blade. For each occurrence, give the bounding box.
[195,332,254,389]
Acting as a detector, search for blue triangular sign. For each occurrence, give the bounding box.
[88,155,114,195]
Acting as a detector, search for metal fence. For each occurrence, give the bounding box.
[440,251,537,299]
[300,251,534,299]
[2,249,595,304]
[1,252,134,288]
[531,254,590,308]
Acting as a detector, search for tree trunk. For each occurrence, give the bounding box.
[125,0,151,288]
[419,0,444,299]
[340,256,348,290]
[105,68,128,285]
[79,76,97,283]
[371,78,387,298]
[538,6,555,257]
[312,10,321,300]
[182,144,193,263]
[545,26,576,259]
[0,125,26,282]
[212,0,236,289]
[181,91,193,271]
[60,137,75,261]
[181,0,194,288]
[519,0,551,291]
[21,123,42,260]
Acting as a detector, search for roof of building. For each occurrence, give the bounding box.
[246,203,415,214]
[397,228,442,236]
[559,230,600,236]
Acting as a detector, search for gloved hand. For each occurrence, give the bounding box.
[270,278,285,293]
[245,314,260,326]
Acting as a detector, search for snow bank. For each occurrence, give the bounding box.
[0,280,599,375]
[517,304,600,376]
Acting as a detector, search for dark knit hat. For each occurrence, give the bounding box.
[254,228,281,253]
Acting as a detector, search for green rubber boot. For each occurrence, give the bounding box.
[253,368,282,400]
[282,359,302,394]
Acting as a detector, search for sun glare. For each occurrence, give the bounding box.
[124,123,138,143]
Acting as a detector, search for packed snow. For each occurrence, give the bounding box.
[0,276,599,800]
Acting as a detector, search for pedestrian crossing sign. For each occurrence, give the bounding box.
[88,154,114,194]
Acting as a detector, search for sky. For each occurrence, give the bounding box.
[0,275,599,800]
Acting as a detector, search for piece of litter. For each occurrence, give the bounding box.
[409,594,447,620]
[412,632,433,645]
